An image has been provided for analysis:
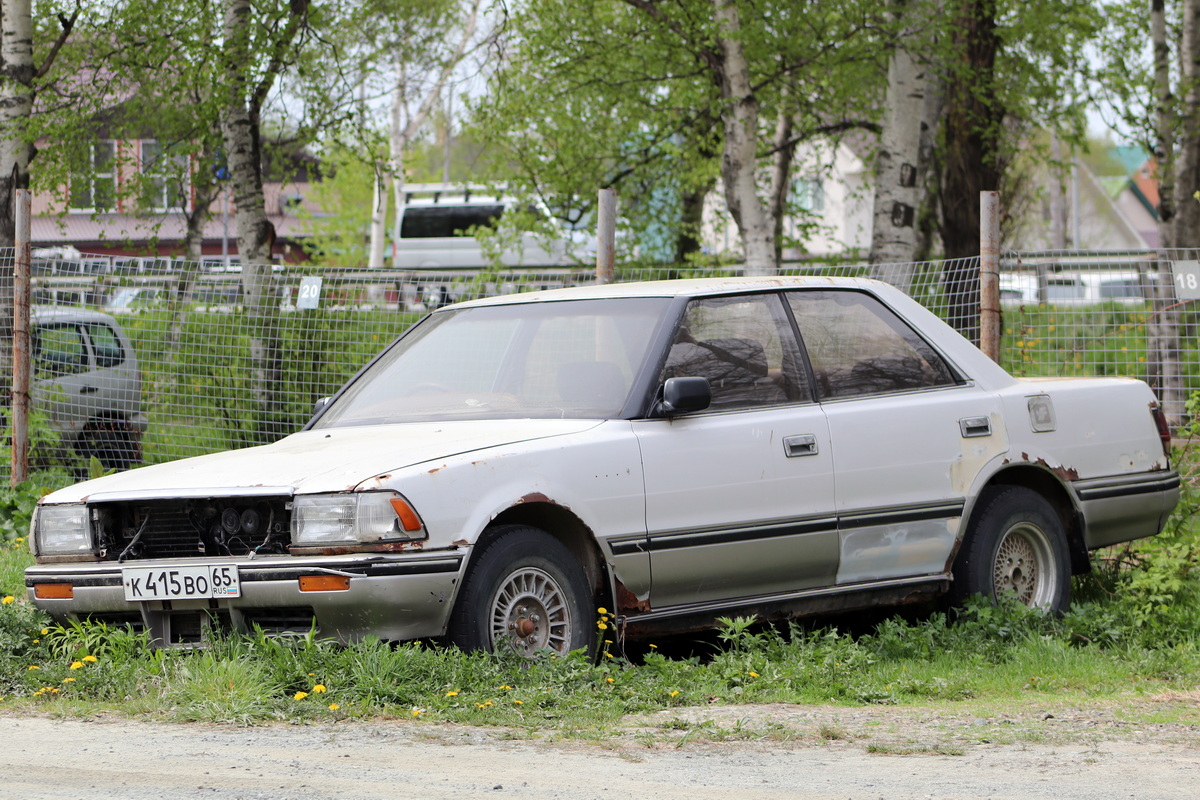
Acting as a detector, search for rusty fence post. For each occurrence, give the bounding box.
[979,191,1001,363]
[595,188,616,284]
[12,188,32,485]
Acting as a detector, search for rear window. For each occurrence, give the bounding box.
[399,204,504,239]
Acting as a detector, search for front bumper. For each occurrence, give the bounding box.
[25,550,466,645]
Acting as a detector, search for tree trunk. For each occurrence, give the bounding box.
[369,164,388,268]
[938,0,1001,344]
[869,0,940,290]
[1152,0,1176,246]
[1173,0,1200,247]
[768,97,796,270]
[712,0,776,276]
[1,0,35,371]
[377,0,482,264]
[220,0,305,442]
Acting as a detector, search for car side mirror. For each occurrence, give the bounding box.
[312,396,332,417]
[660,377,711,416]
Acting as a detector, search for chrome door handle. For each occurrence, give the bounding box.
[959,416,991,437]
[783,434,819,457]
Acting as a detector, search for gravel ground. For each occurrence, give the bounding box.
[2,699,1199,800]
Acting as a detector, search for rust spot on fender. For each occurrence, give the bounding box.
[519,492,554,505]
[452,539,470,547]
[427,465,445,475]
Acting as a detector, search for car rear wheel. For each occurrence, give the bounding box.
[951,486,1071,612]
[78,420,141,471]
[448,525,595,655]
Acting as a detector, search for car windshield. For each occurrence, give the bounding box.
[314,297,671,427]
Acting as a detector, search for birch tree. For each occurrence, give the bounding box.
[868,0,942,287]
[219,0,312,440]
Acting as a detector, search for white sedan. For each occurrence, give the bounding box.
[26,277,1180,652]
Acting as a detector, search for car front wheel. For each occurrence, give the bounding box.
[448,525,595,655]
[951,486,1071,612]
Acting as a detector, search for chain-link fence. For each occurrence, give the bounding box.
[1,247,1195,485]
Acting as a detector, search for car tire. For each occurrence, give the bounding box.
[79,421,141,472]
[951,486,1071,613]
[448,525,595,656]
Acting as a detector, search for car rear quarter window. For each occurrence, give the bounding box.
[663,293,810,409]
[84,323,126,368]
[787,290,957,399]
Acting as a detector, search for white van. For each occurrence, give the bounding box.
[392,184,595,269]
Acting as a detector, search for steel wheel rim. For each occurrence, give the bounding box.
[993,521,1057,607]
[489,567,572,653]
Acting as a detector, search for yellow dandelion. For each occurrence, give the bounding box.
[597,607,608,615]
[82,655,97,663]
[69,661,83,670]
[15,537,24,544]
[27,665,39,671]
[1,596,13,605]
[648,644,658,649]
[605,677,615,684]
[604,652,614,658]
[445,690,458,697]
[597,622,608,630]
[329,703,340,711]
[61,678,75,684]
[312,684,327,693]
[670,690,680,698]
[412,708,424,717]
[749,671,759,678]
[513,700,523,706]
[40,629,48,636]
[293,691,309,700]
[499,685,512,691]
[31,639,38,644]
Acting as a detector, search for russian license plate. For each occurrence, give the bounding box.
[122,565,241,601]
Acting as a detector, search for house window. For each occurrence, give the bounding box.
[140,141,189,212]
[69,141,116,211]
[792,177,825,213]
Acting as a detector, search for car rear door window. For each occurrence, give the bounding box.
[84,323,126,368]
[787,290,957,399]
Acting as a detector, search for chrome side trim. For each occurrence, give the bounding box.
[625,574,948,623]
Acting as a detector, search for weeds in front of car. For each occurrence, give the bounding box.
[2,591,1200,735]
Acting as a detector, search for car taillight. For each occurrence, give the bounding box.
[1151,404,1172,458]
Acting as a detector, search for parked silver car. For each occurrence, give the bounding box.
[26,278,1178,650]
[31,307,146,471]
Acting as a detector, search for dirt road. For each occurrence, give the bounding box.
[2,701,1198,799]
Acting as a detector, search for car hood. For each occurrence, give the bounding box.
[45,419,605,504]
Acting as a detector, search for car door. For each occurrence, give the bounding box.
[786,289,1007,585]
[633,293,839,608]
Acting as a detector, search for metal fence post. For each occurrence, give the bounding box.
[595,188,616,284]
[12,189,32,485]
[979,191,1001,363]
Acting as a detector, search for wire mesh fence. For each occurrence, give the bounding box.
[1,247,1195,486]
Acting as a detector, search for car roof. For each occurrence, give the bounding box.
[449,275,888,309]
[31,306,122,325]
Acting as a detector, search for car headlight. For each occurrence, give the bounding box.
[33,504,94,556]
[291,491,426,546]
